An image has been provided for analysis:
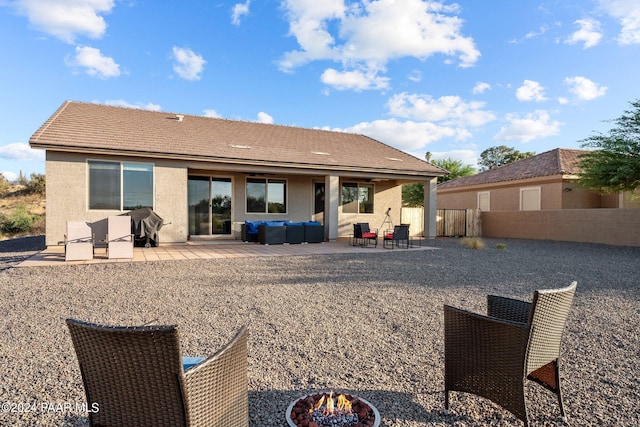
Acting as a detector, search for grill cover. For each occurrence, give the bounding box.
[126,208,164,247]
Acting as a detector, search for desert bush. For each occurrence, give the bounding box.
[496,243,507,250]
[24,173,45,195]
[0,175,9,196]
[461,236,485,249]
[1,204,34,234]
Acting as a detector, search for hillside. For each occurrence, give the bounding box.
[0,184,46,239]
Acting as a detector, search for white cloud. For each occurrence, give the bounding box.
[172,47,206,81]
[340,118,471,153]
[320,68,390,91]
[430,149,479,168]
[598,0,640,44]
[565,18,603,48]
[257,112,274,124]
[1,171,18,182]
[387,93,496,127]
[66,46,120,79]
[407,70,422,82]
[0,143,46,161]
[516,80,548,102]
[12,0,115,43]
[494,110,562,142]
[472,82,491,94]
[203,109,221,118]
[564,76,608,101]
[103,100,161,111]
[279,0,479,90]
[231,1,250,26]
[525,25,549,39]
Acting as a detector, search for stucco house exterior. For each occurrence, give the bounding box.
[30,101,447,246]
[437,148,639,211]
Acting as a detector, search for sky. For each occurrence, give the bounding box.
[1,0,639,181]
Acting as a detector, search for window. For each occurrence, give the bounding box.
[246,178,286,213]
[520,187,541,210]
[478,191,490,211]
[88,161,153,210]
[341,182,374,214]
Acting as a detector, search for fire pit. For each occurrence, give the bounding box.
[286,391,380,427]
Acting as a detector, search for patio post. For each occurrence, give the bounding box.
[423,177,437,239]
[325,175,340,241]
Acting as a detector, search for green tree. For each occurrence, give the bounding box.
[402,157,476,206]
[478,145,535,171]
[578,99,640,195]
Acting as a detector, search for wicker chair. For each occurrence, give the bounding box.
[383,224,410,249]
[444,281,577,426]
[351,223,378,247]
[66,319,248,427]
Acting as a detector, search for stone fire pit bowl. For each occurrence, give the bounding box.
[286,391,381,427]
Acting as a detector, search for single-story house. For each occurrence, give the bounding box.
[30,101,447,246]
[437,148,640,211]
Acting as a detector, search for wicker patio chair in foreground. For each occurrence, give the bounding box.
[66,319,248,427]
[444,281,577,426]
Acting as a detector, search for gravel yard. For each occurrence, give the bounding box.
[0,236,638,426]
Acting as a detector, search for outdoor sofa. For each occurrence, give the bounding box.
[241,220,324,244]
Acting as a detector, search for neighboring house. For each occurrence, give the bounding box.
[30,101,447,246]
[437,148,638,211]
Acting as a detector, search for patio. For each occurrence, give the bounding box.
[16,239,437,267]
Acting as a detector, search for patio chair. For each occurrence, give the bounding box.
[64,221,94,261]
[383,224,410,249]
[66,318,248,427]
[107,215,134,259]
[444,281,577,426]
[351,223,378,247]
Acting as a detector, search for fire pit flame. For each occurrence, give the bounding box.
[288,391,380,427]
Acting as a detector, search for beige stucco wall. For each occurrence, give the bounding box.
[482,209,640,247]
[438,177,623,211]
[337,180,401,237]
[45,152,408,245]
[45,152,188,246]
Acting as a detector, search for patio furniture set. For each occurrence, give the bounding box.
[62,208,164,261]
[65,282,577,426]
[241,220,324,245]
[350,223,415,249]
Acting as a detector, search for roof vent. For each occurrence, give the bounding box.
[176,114,184,122]
[311,151,330,156]
[385,157,403,161]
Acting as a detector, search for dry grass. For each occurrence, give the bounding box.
[460,236,485,249]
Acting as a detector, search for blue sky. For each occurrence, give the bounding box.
[1,0,639,181]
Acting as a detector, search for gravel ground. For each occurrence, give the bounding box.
[0,236,638,426]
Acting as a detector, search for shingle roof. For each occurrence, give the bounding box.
[30,101,446,177]
[437,148,588,189]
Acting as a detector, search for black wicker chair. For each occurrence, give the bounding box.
[66,319,248,427]
[351,223,378,247]
[444,281,577,426]
[383,224,410,249]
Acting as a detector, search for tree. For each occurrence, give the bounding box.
[402,157,476,206]
[578,99,640,195]
[478,145,535,171]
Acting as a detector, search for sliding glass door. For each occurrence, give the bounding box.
[188,176,232,235]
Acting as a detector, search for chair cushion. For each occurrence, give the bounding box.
[384,233,394,239]
[363,232,377,239]
[182,356,205,371]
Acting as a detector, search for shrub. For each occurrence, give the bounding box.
[461,237,485,250]
[496,243,507,250]
[24,173,45,195]
[1,204,34,234]
[0,175,9,196]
